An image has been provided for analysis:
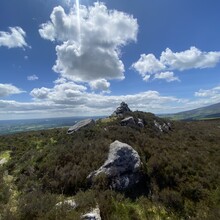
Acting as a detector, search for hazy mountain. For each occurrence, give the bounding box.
[164,102,220,120]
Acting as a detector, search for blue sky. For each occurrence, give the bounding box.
[0,0,220,120]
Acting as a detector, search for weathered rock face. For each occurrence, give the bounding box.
[82,206,101,220]
[67,119,95,134]
[87,140,141,190]
[154,120,171,132]
[137,118,144,128]
[112,102,132,117]
[120,116,135,126]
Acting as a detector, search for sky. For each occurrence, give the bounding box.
[0,0,220,120]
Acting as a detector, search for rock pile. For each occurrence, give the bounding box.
[154,120,171,132]
[88,140,141,190]
[112,102,132,117]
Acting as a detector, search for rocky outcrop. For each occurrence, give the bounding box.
[154,120,171,132]
[82,206,101,220]
[112,102,132,117]
[120,117,145,128]
[67,119,95,134]
[87,140,141,190]
[120,116,135,126]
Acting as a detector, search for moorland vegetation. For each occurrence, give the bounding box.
[0,110,220,219]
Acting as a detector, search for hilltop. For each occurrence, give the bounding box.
[0,103,220,219]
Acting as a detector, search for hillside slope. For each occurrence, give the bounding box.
[0,109,220,219]
[164,102,220,120]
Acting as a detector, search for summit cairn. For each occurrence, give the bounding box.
[112,102,132,117]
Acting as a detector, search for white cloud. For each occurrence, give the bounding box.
[27,74,39,81]
[0,27,28,48]
[30,87,51,99]
[0,83,24,97]
[132,54,165,76]
[195,86,220,101]
[29,81,179,114]
[133,47,220,82]
[53,77,67,84]
[39,2,138,83]
[160,47,220,70]
[154,71,180,82]
[143,75,151,82]
[30,81,87,102]
[89,79,110,92]
[2,82,220,120]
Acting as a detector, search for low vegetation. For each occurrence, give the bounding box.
[0,111,220,219]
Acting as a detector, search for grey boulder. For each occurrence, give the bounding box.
[88,140,141,190]
[154,120,171,132]
[67,119,95,134]
[137,118,144,127]
[120,116,135,126]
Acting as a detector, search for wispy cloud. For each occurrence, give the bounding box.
[27,74,39,81]
[154,71,180,82]
[0,83,24,97]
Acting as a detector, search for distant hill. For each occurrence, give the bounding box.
[163,102,220,120]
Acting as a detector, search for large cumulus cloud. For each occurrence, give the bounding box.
[39,2,138,83]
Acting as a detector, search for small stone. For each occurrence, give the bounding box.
[56,199,77,209]
[82,206,101,220]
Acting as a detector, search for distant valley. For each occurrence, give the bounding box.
[0,116,102,135]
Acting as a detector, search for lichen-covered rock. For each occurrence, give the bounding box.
[137,118,144,127]
[162,122,171,132]
[154,120,171,132]
[67,119,95,134]
[154,120,163,132]
[120,116,135,126]
[87,140,141,190]
[82,206,101,220]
